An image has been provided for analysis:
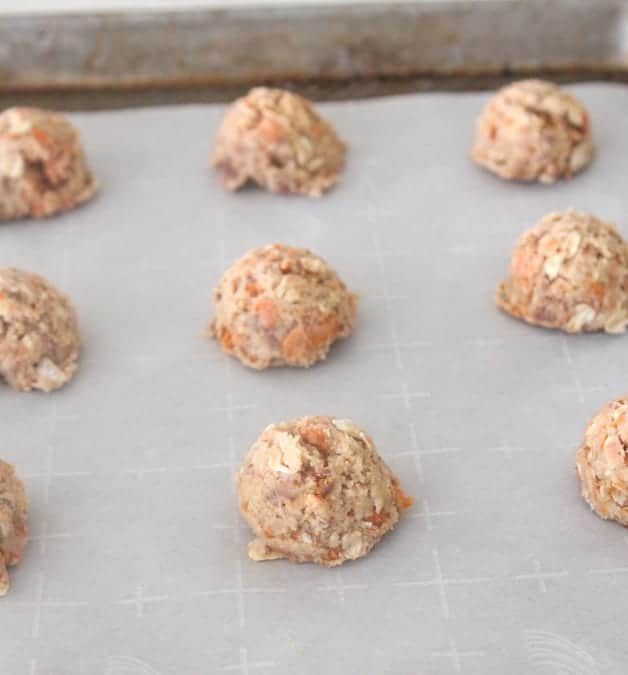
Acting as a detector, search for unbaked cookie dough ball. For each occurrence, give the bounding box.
[211,88,347,197]
[237,416,413,566]
[472,79,594,183]
[0,107,98,220]
[0,460,27,596]
[496,210,628,334]
[0,268,81,392]
[576,396,628,527]
[209,244,357,369]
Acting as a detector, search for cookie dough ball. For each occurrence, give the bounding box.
[0,461,28,596]
[576,396,628,526]
[496,211,628,334]
[237,416,413,566]
[0,107,98,220]
[211,88,346,197]
[472,79,594,183]
[209,244,357,369]
[0,268,81,391]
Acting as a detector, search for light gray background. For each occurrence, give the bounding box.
[1,84,627,674]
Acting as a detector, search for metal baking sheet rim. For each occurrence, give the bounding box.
[2,0,628,91]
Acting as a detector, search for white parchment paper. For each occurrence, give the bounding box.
[1,84,627,674]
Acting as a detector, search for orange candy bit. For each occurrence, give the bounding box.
[31,127,51,146]
[323,548,340,563]
[279,259,294,273]
[218,326,235,351]
[512,248,533,279]
[393,484,414,511]
[245,281,262,296]
[300,424,331,453]
[281,317,339,364]
[364,512,387,527]
[281,325,307,362]
[309,317,339,347]
[588,281,606,303]
[254,297,279,330]
[258,117,284,144]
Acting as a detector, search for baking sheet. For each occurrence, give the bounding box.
[1,84,628,675]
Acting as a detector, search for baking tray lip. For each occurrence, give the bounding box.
[0,1,510,20]
[2,0,628,97]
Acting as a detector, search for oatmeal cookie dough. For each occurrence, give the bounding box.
[0,268,81,391]
[472,79,594,183]
[237,416,413,566]
[0,107,98,220]
[209,244,357,369]
[211,88,347,197]
[496,210,628,334]
[576,396,628,527]
[0,460,28,596]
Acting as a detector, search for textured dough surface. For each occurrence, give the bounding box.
[496,210,628,334]
[0,268,81,391]
[211,88,347,196]
[576,396,628,527]
[0,460,28,597]
[236,416,413,567]
[472,79,594,183]
[209,244,357,369]
[0,107,98,220]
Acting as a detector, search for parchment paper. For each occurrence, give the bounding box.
[1,84,627,675]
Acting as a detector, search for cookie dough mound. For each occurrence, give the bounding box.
[0,268,81,391]
[0,107,98,220]
[209,244,357,369]
[576,396,628,526]
[496,210,628,334]
[211,88,346,197]
[472,79,594,183]
[237,416,413,566]
[0,460,28,596]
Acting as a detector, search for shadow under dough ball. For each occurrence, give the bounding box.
[471,79,594,183]
[0,268,81,392]
[208,244,358,369]
[211,87,347,197]
[576,396,628,527]
[496,210,628,334]
[0,107,98,220]
[0,460,27,597]
[236,416,413,566]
